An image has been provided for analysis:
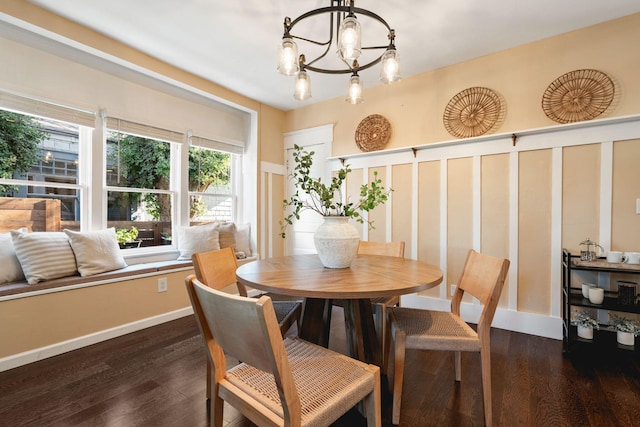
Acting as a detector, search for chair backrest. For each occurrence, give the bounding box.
[452,250,510,339]
[192,247,248,296]
[357,240,405,258]
[185,275,300,416]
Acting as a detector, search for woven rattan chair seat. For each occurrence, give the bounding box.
[226,338,376,426]
[391,307,480,352]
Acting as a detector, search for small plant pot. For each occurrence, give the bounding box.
[617,331,635,346]
[577,325,593,340]
[119,240,141,249]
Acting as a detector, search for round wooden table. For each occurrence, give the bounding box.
[236,254,443,365]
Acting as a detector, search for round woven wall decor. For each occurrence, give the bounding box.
[355,114,392,152]
[443,87,503,138]
[542,69,614,124]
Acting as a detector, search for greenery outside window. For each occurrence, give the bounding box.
[105,128,175,248]
[0,109,83,230]
[188,145,232,222]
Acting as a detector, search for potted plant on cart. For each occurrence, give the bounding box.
[281,144,391,268]
[572,309,599,340]
[610,314,639,346]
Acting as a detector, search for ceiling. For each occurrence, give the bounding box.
[24,0,640,111]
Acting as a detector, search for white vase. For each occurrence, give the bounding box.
[577,325,593,340]
[617,331,635,346]
[313,216,360,268]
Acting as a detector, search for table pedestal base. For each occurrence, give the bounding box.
[300,298,381,366]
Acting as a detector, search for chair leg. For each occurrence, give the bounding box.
[372,303,385,371]
[391,331,406,425]
[206,359,212,399]
[382,306,393,378]
[480,347,492,427]
[210,387,224,427]
[364,366,382,427]
[454,351,461,382]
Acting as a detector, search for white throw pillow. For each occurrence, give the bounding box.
[234,223,252,257]
[177,222,220,260]
[64,228,127,276]
[11,230,78,285]
[0,228,28,284]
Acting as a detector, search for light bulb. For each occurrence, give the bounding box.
[346,74,363,104]
[278,37,299,76]
[294,70,311,101]
[338,17,361,61]
[380,49,401,84]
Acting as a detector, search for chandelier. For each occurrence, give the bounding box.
[277,0,401,104]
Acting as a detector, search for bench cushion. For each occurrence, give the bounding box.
[0,260,194,299]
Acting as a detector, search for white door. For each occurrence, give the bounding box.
[284,142,327,255]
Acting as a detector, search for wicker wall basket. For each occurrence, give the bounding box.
[355,114,392,152]
[443,87,504,138]
[542,69,615,124]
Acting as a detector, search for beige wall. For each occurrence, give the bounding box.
[481,154,510,307]
[259,105,287,165]
[391,164,413,258]
[612,139,640,251]
[562,145,601,252]
[518,150,553,314]
[0,269,192,358]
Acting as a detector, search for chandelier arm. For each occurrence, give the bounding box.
[289,35,331,47]
[287,6,393,34]
[304,51,385,74]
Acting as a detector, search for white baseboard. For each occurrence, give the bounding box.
[401,294,563,340]
[0,307,194,373]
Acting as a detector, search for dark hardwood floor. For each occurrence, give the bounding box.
[1,308,639,427]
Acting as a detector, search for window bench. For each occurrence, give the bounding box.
[0,260,195,300]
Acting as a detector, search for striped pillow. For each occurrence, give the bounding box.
[10,230,78,285]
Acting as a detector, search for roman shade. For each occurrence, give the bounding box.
[0,90,95,128]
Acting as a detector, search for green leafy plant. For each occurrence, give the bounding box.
[571,309,599,329]
[610,314,640,335]
[281,144,391,238]
[0,111,45,195]
[115,226,139,244]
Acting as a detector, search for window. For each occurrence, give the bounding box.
[105,129,174,248]
[104,119,236,249]
[188,145,233,222]
[0,110,83,231]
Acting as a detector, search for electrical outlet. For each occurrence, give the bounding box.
[157,278,168,293]
[450,284,456,295]
[636,198,640,214]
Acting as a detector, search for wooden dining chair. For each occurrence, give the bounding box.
[387,249,509,426]
[192,247,303,406]
[357,240,405,372]
[192,247,301,336]
[185,275,382,427]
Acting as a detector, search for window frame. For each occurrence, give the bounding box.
[1,106,243,259]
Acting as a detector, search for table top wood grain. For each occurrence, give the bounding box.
[236,254,443,299]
